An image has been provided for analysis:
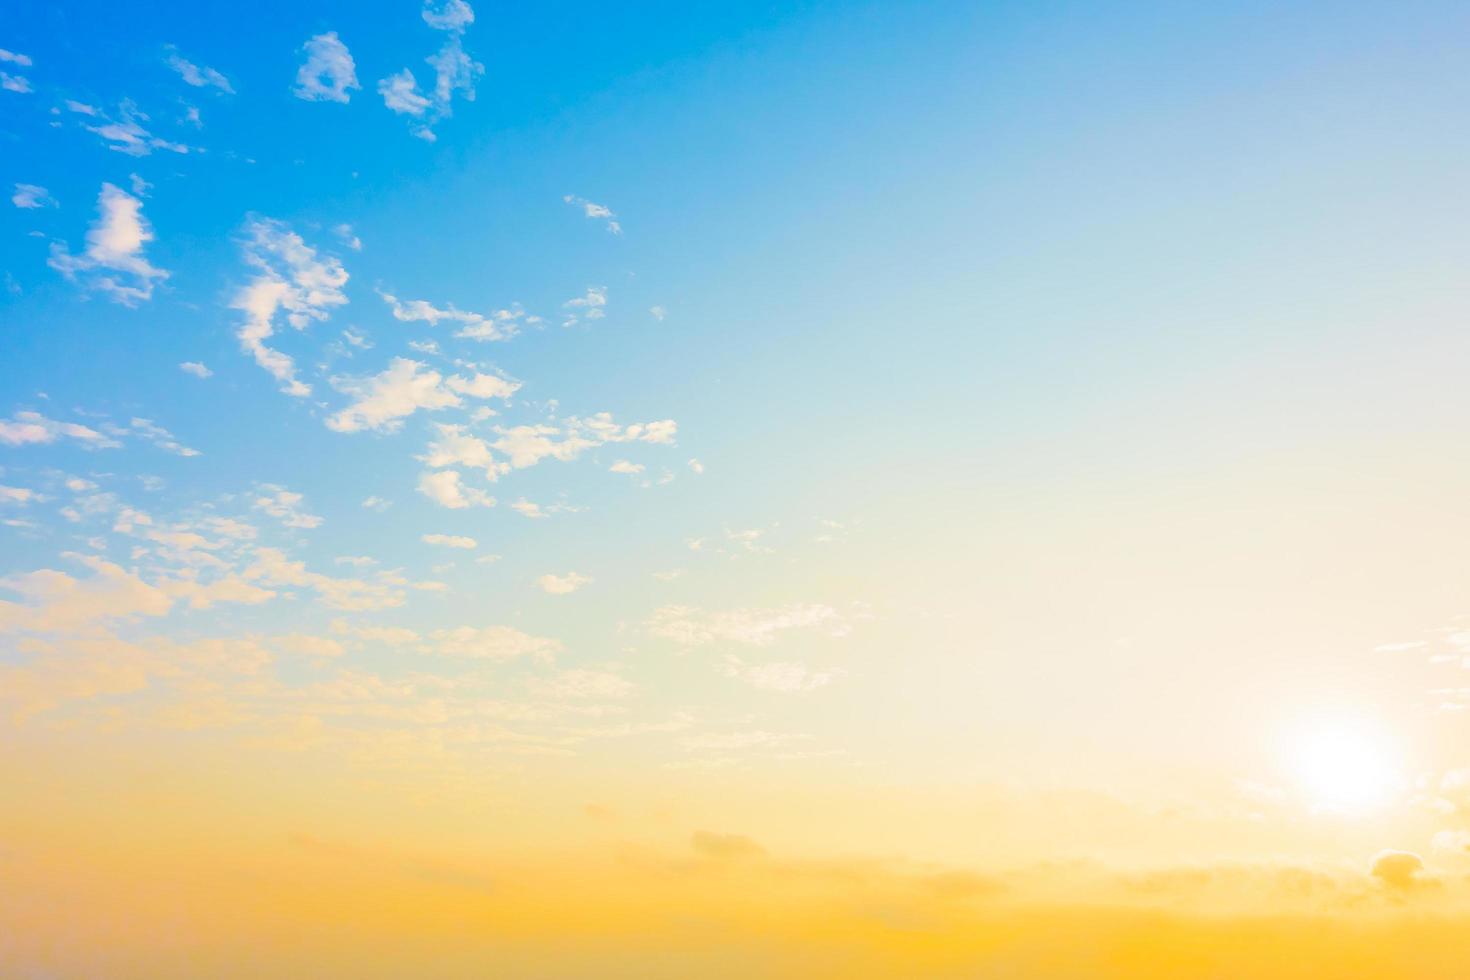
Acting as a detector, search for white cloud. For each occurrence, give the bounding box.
[377,288,526,342]
[378,69,430,116]
[63,99,96,115]
[166,48,234,93]
[327,358,460,433]
[688,458,705,475]
[232,218,348,397]
[120,417,199,457]
[445,372,519,399]
[537,571,590,595]
[361,496,391,512]
[0,411,121,449]
[12,183,55,209]
[562,195,622,234]
[650,305,666,321]
[422,533,476,549]
[425,34,481,111]
[48,183,169,306]
[0,486,35,505]
[647,604,846,647]
[0,49,31,67]
[422,0,475,32]
[609,460,644,475]
[78,101,190,156]
[332,223,362,251]
[179,361,212,378]
[252,485,323,529]
[562,285,607,325]
[1,72,32,93]
[293,32,359,103]
[510,499,544,518]
[417,469,493,509]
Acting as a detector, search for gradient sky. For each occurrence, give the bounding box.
[5,2,1470,977]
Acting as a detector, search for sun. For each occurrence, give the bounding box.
[1282,713,1403,814]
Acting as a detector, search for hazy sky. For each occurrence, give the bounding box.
[4,2,1470,976]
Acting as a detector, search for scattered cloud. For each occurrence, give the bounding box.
[293,32,359,103]
[648,604,846,647]
[12,183,55,209]
[537,571,590,595]
[377,288,527,341]
[48,183,169,306]
[417,469,493,509]
[361,496,392,512]
[609,460,644,475]
[166,47,233,93]
[75,100,191,156]
[562,285,607,326]
[116,418,200,457]
[232,218,348,396]
[428,624,559,661]
[378,1,482,140]
[327,358,461,433]
[422,533,476,549]
[252,485,323,529]
[562,195,621,234]
[0,411,121,449]
[1,72,32,94]
[179,361,213,378]
[688,458,704,475]
[0,49,31,67]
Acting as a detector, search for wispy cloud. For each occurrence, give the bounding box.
[165,47,234,93]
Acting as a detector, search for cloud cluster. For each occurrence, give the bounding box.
[378,0,483,141]
[294,32,359,103]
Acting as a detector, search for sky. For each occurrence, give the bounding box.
[4,1,1470,976]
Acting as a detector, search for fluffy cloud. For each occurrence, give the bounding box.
[422,533,476,549]
[12,183,54,209]
[232,218,348,396]
[562,195,621,234]
[422,0,475,31]
[48,183,169,306]
[537,572,590,595]
[166,47,233,93]
[378,70,430,116]
[294,32,359,103]
[0,411,121,449]
[0,486,35,505]
[609,460,644,475]
[648,604,846,647]
[1,71,32,93]
[417,469,493,509]
[378,2,482,140]
[377,288,528,341]
[562,285,607,325]
[327,358,459,433]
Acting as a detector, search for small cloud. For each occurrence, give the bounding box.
[650,305,666,321]
[688,458,704,475]
[11,183,55,209]
[422,533,476,549]
[293,32,359,103]
[0,49,32,67]
[165,47,234,93]
[332,223,362,250]
[609,459,644,475]
[178,361,212,378]
[562,194,621,234]
[537,571,590,595]
[1,72,32,94]
[361,496,392,512]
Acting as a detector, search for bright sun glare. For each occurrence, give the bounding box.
[1283,715,1402,814]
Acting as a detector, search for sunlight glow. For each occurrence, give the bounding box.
[1283,715,1403,814]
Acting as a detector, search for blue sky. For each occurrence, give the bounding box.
[5,0,1470,849]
